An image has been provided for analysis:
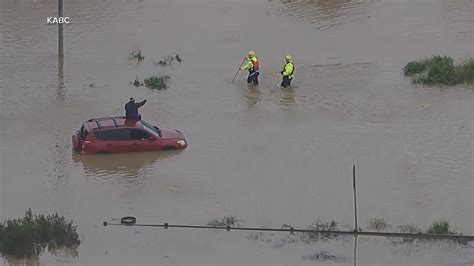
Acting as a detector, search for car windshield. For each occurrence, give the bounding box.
[141,120,161,137]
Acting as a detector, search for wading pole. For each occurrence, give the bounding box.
[58,0,64,57]
[231,57,246,83]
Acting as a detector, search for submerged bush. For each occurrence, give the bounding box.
[426,219,459,235]
[144,75,170,90]
[404,60,429,76]
[456,57,474,84]
[403,55,474,86]
[0,209,80,259]
[300,219,338,243]
[368,217,390,231]
[207,216,242,227]
[397,224,422,234]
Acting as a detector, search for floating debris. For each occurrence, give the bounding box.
[175,54,182,63]
[154,60,168,66]
[167,186,179,192]
[302,251,337,262]
[131,75,143,87]
[154,54,182,67]
[132,80,142,87]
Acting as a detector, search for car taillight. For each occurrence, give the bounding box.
[82,140,92,149]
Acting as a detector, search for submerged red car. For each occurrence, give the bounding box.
[72,116,187,154]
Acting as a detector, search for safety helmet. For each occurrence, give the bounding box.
[285,55,292,61]
[248,51,256,57]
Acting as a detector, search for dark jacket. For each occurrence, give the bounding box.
[125,100,147,119]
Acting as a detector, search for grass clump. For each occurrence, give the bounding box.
[207,216,242,227]
[392,224,422,244]
[368,217,390,231]
[403,55,474,86]
[426,219,459,235]
[300,219,338,243]
[397,224,422,234]
[129,49,144,61]
[456,57,474,84]
[0,209,80,259]
[144,75,170,90]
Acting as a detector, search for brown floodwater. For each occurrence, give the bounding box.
[0,0,473,265]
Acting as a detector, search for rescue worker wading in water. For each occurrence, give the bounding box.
[280,55,295,88]
[240,51,260,85]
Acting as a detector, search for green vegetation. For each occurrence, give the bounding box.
[457,57,474,84]
[245,217,469,248]
[368,217,390,231]
[0,209,80,259]
[393,221,462,245]
[426,219,459,235]
[207,216,242,227]
[395,220,459,235]
[403,55,474,86]
[144,74,171,90]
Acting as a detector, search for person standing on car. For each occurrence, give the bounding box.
[280,55,295,88]
[240,51,260,85]
[125,97,147,120]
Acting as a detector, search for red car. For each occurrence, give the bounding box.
[72,116,187,154]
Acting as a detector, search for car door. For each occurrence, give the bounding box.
[130,129,157,151]
[94,129,134,153]
[114,129,137,152]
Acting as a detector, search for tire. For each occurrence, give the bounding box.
[121,216,136,226]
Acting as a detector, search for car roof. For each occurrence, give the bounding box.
[84,116,144,131]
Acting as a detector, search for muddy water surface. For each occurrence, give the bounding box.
[0,0,473,265]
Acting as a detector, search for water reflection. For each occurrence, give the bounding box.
[353,235,358,266]
[2,256,39,266]
[72,150,181,178]
[278,87,296,107]
[57,57,65,101]
[2,247,78,266]
[48,130,71,190]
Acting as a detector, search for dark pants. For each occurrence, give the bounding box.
[281,76,292,88]
[247,71,259,85]
[126,114,141,120]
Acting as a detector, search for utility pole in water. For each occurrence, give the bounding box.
[353,164,358,231]
[58,0,64,57]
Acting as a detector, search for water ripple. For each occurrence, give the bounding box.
[280,0,375,30]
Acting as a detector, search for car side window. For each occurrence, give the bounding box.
[78,125,88,140]
[94,129,132,141]
[130,129,152,140]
